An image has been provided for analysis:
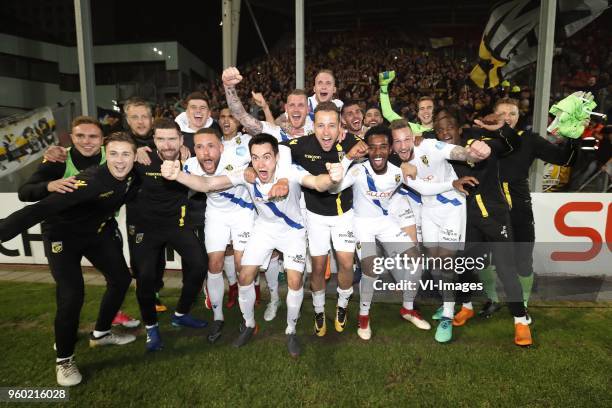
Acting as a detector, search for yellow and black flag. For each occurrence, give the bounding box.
[470,0,540,88]
[470,0,610,89]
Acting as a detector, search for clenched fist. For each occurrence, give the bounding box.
[466,140,491,162]
[326,162,344,184]
[161,160,181,180]
[222,67,243,87]
[268,178,289,200]
[400,162,417,181]
[346,140,369,160]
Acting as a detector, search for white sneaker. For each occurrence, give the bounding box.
[357,315,372,340]
[89,332,136,347]
[56,358,82,387]
[400,308,431,330]
[264,299,280,321]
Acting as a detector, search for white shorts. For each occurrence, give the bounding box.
[241,221,307,272]
[389,193,416,229]
[306,209,356,256]
[354,215,415,260]
[421,203,466,251]
[205,208,255,253]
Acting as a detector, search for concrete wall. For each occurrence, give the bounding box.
[0,34,216,113]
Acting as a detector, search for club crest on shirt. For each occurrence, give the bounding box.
[225,164,234,171]
[135,233,144,244]
[128,225,135,236]
[236,136,241,144]
[395,174,401,183]
[420,155,429,166]
[51,241,63,253]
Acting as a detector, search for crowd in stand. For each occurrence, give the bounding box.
[133,23,610,192]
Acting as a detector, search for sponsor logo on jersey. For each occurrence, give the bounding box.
[290,254,305,264]
[51,241,63,253]
[367,190,394,198]
[236,146,247,156]
[99,191,114,198]
[304,154,321,161]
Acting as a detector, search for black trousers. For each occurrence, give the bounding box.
[44,222,132,359]
[129,223,206,325]
[457,211,526,317]
[509,202,535,278]
[127,223,166,292]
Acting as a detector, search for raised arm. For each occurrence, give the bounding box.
[532,132,579,166]
[251,91,276,124]
[379,71,402,123]
[223,67,264,135]
[161,160,235,193]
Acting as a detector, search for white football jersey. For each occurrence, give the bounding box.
[230,164,311,230]
[335,161,403,218]
[183,151,252,213]
[408,139,464,207]
[222,132,252,162]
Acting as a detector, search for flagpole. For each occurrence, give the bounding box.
[529,0,557,192]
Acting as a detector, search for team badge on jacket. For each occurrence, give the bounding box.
[51,242,63,253]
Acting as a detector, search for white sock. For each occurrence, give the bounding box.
[145,323,158,329]
[174,312,185,317]
[265,257,281,302]
[399,260,421,307]
[402,301,414,310]
[462,302,473,310]
[207,271,225,321]
[442,302,455,319]
[92,330,110,338]
[514,315,530,325]
[238,282,256,328]
[359,275,377,315]
[337,286,353,309]
[224,255,237,285]
[312,289,326,314]
[286,287,304,334]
